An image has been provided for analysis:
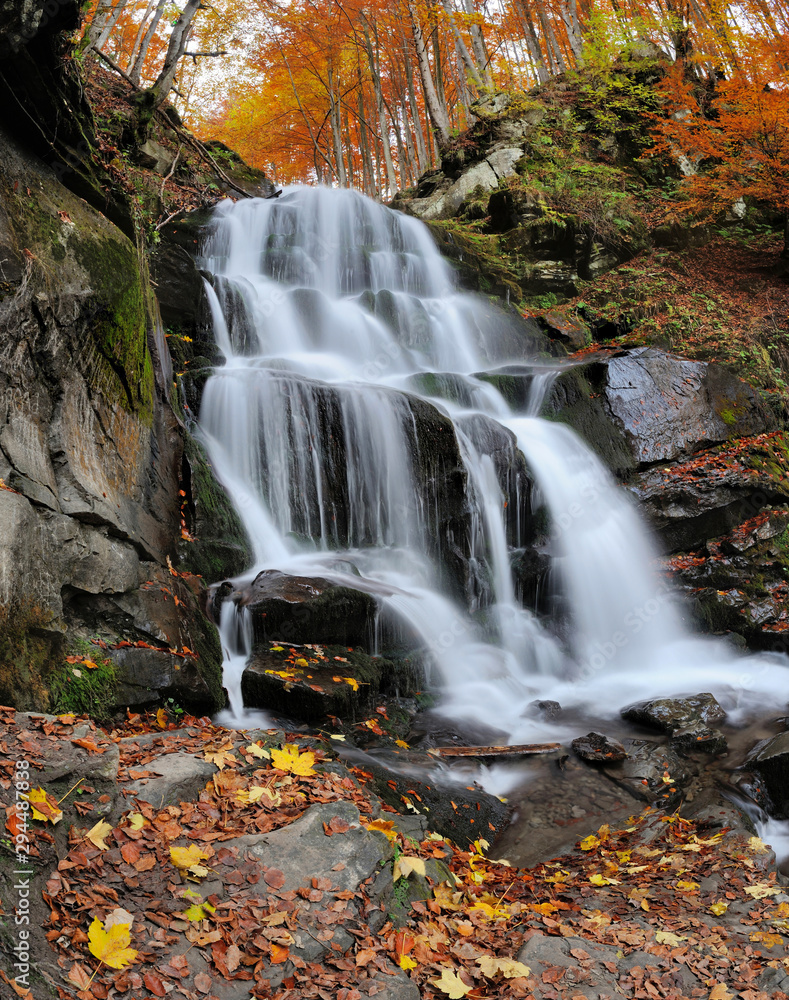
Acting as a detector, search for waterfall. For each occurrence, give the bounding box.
[196,186,788,741]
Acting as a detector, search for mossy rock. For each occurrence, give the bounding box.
[178,432,251,582]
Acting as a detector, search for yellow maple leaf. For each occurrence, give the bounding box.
[25,788,63,825]
[589,873,620,886]
[82,659,100,670]
[270,744,316,776]
[655,930,686,946]
[476,954,531,978]
[366,819,398,842]
[399,954,417,970]
[676,880,699,892]
[343,676,359,691]
[393,856,427,881]
[270,645,284,651]
[747,836,769,853]
[86,819,113,851]
[203,748,237,770]
[170,844,211,879]
[88,914,137,970]
[709,901,728,917]
[709,983,734,1000]
[395,739,409,748]
[579,834,600,851]
[294,657,309,667]
[156,708,167,729]
[245,743,271,759]
[431,968,472,998]
[744,882,781,899]
[127,813,145,831]
[469,899,510,920]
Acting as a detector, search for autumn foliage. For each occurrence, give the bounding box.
[653,42,789,251]
[77,0,789,195]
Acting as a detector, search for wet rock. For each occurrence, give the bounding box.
[604,739,694,808]
[361,759,508,849]
[543,347,772,476]
[236,570,378,648]
[526,699,562,721]
[536,309,590,351]
[241,645,420,722]
[572,731,628,762]
[622,693,726,731]
[671,726,728,755]
[748,732,789,818]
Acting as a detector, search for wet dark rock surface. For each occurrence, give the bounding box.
[748,731,789,818]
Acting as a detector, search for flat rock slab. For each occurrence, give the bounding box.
[124,751,218,809]
[216,801,394,983]
[517,932,622,998]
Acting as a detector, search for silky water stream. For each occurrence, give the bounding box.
[194,187,789,859]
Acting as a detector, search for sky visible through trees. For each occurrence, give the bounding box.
[82,0,789,202]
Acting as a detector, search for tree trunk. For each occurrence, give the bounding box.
[95,0,130,53]
[129,0,166,85]
[362,18,398,196]
[463,0,494,88]
[402,34,428,173]
[441,0,484,92]
[407,2,451,147]
[85,0,116,51]
[145,0,201,110]
[560,0,585,65]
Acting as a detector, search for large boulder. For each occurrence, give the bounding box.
[234,570,378,648]
[541,347,773,475]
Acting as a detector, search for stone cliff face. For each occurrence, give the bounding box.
[0,1,223,713]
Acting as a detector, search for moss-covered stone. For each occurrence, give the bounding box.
[178,432,251,582]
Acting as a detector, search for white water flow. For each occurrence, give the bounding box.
[198,186,788,738]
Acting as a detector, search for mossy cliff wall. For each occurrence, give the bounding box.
[0,1,224,714]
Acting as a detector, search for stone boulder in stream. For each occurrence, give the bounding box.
[747,732,789,818]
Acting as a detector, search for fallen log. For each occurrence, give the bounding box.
[432,743,563,759]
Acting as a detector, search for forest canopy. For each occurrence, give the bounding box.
[81,0,789,208]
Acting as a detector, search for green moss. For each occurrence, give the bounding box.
[49,639,118,719]
[72,232,154,422]
[0,601,60,711]
[720,408,737,426]
[179,432,251,581]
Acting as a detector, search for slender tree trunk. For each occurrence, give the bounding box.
[95,0,130,52]
[85,0,120,51]
[407,2,451,147]
[362,18,398,196]
[463,0,494,87]
[129,0,166,85]
[441,0,484,91]
[538,6,566,73]
[145,0,201,109]
[126,0,156,70]
[518,2,550,82]
[560,0,585,64]
[402,34,428,172]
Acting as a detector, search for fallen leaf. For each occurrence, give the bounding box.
[245,742,271,759]
[270,744,316,777]
[431,968,472,998]
[476,955,531,978]
[170,844,211,879]
[25,788,62,825]
[88,913,137,970]
[366,819,398,841]
[86,819,113,850]
[655,930,686,946]
[393,856,426,880]
[744,883,781,899]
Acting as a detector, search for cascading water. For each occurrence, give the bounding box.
[196,186,788,749]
